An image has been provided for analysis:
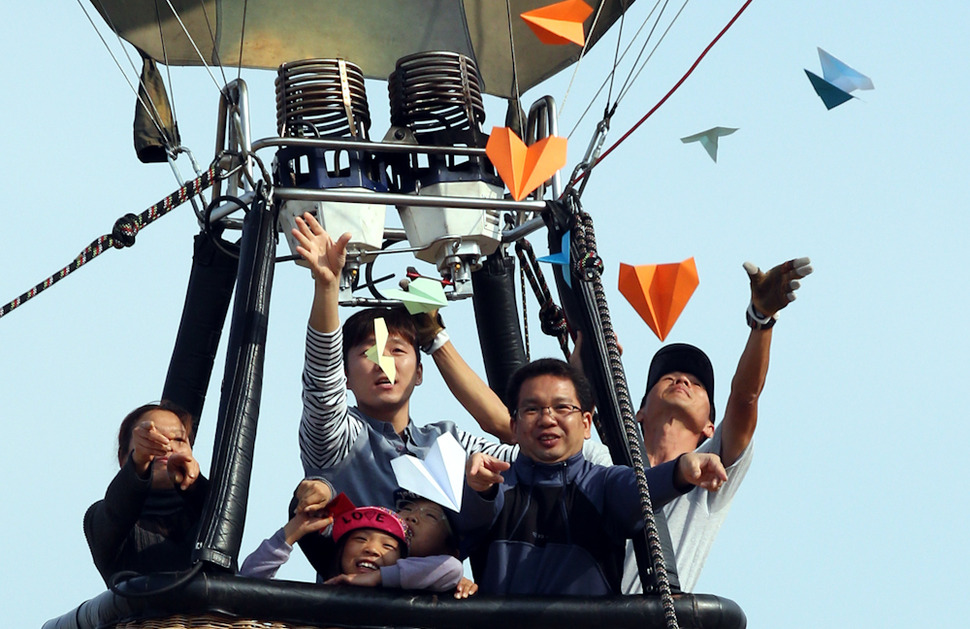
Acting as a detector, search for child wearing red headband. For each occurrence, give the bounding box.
[326,505,411,586]
[240,497,463,592]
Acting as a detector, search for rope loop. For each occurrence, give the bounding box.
[0,165,220,319]
[538,300,568,337]
[579,251,604,280]
[515,238,571,358]
[111,213,142,248]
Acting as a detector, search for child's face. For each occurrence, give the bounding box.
[340,528,402,575]
[397,499,451,557]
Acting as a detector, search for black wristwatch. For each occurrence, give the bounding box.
[746,302,776,330]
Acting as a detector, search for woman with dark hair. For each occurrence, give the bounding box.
[84,401,208,585]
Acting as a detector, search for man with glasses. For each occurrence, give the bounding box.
[290,213,604,519]
[456,358,727,596]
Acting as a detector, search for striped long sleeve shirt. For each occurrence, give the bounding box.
[298,325,516,509]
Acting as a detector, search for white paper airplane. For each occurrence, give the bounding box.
[390,432,466,512]
[680,127,738,162]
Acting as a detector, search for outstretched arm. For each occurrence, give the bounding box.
[454,453,510,549]
[720,257,812,466]
[432,341,515,442]
[294,213,365,474]
[83,455,152,582]
[720,328,771,466]
[413,311,515,443]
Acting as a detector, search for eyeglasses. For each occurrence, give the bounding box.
[514,404,583,420]
[396,503,447,524]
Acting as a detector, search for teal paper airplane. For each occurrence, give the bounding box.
[805,48,873,110]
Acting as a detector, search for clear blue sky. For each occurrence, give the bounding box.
[2,2,968,627]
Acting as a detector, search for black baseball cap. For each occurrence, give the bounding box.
[644,343,715,422]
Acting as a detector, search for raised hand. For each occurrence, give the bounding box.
[412,309,445,353]
[130,420,172,471]
[292,212,352,287]
[743,257,813,317]
[283,509,334,545]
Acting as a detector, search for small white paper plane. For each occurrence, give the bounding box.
[680,127,738,162]
[817,47,873,93]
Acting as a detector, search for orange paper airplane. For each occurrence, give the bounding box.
[618,258,699,341]
[521,0,594,46]
[486,127,567,201]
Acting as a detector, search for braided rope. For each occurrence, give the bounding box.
[0,166,219,319]
[568,197,679,629]
[514,239,571,358]
[519,263,531,361]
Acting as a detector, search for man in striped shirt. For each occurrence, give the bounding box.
[291,212,517,511]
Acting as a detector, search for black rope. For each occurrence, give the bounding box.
[519,260,531,361]
[514,239,571,358]
[0,165,219,319]
[196,0,230,94]
[563,192,679,629]
[569,0,755,190]
[538,300,569,340]
[108,562,204,599]
[603,0,627,113]
[612,0,675,107]
[236,0,250,82]
[203,193,249,260]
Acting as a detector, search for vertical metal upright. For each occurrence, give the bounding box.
[192,80,277,570]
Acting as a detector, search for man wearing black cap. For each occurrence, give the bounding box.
[621,257,813,593]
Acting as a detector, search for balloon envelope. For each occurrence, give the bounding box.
[91,0,633,98]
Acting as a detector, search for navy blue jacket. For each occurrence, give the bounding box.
[456,451,682,596]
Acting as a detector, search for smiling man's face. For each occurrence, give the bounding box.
[511,374,591,464]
